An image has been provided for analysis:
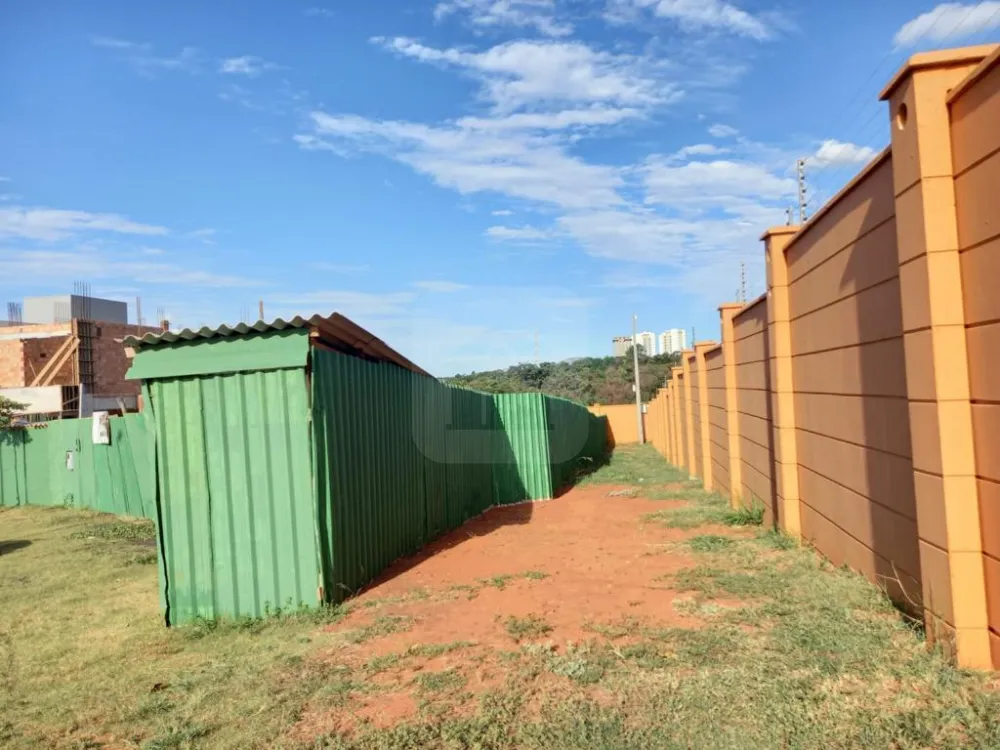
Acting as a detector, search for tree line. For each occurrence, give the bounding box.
[443,348,681,405]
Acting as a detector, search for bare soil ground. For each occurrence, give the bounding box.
[2,446,1000,749]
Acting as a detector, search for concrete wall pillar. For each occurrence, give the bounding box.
[670,371,683,467]
[881,47,993,669]
[681,352,696,476]
[694,342,716,492]
[763,226,802,539]
[720,303,744,509]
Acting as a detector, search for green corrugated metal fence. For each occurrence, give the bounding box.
[0,414,155,518]
[147,370,319,625]
[130,335,608,623]
[310,349,607,604]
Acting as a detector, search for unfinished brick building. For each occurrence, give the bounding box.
[0,295,161,419]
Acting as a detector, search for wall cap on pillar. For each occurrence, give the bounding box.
[693,341,718,350]
[718,302,744,312]
[760,226,800,242]
[879,44,997,100]
[947,45,1000,103]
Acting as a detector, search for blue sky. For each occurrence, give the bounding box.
[2,1,999,375]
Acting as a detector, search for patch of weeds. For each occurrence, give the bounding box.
[722,501,765,526]
[523,570,548,580]
[344,615,413,644]
[754,530,797,550]
[481,574,515,590]
[141,721,211,750]
[605,488,638,498]
[504,614,552,641]
[584,615,641,639]
[647,625,750,663]
[688,534,735,552]
[578,444,689,486]
[70,519,156,541]
[641,487,708,502]
[546,643,615,684]
[125,551,159,566]
[364,653,403,674]
[133,694,173,720]
[361,588,430,609]
[448,583,480,600]
[415,669,466,694]
[407,641,474,658]
[620,641,671,669]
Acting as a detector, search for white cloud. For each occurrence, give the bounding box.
[309,262,370,273]
[303,6,334,18]
[140,247,166,256]
[187,228,217,243]
[708,123,738,138]
[379,37,675,111]
[456,106,642,130]
[302,112,625,210]
[272,290,415,317]
[807,139,877,169]
[0,194,21,202]
[0,249,260,288]
[90,36,149,51]
[412,280,470,292]
[0,207,168,241]
[434,0,573,37]
[219,55,275,76]
[643,158,796,203]
[606,0,778,40]
[670,143,730,159]
[486,225,559,241]
[894,2,1000,47]
[492,209,514,216]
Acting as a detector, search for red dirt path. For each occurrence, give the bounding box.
[290,483,724,740]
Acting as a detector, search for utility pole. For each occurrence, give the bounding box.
[796,158,808,223]
[740,262,746,303]
[135,296,143,336]
[258,299,265,321]
[632,313,645,444]
[786,207,793,225]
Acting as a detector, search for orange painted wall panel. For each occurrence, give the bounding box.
[589,404,642,446]
[952,53,1000,659]
[690,358,703,480]
[792,339,910,398]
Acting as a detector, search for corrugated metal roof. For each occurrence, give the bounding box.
[124,313,430,377]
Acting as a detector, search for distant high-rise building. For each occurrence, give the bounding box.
[636,331,656,356]
[612,332,656,357]
[659,328,686,355]
[611,336,632,357]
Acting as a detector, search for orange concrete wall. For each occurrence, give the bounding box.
[689,355,704,479]
[676,372,688,471]
[951,50,1000,662]
[588,403,643,445]
[733,297,775,524]
[705,346,729,497]
[646,388,671,458]
[784,151,921,603]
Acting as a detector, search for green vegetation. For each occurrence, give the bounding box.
[444,351,681,405]
[68,519,157,541]
[5,446,1000,749]
[0,395,27,430]
[578,443,689,486]
[503,614,553,641]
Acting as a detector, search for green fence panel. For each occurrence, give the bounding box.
[493,392,551,502]
[0,417,156,517]
[149,369,319,625]
[313,348,427,601]
[0,430,27,507]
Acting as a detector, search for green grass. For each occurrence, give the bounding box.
[688,534,735,552]
[7,448,1000,750]
[343,615,413,645]
[577,444,690,486]
[68,518,157,541]
[504,615,553,641]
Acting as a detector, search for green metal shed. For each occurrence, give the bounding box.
[126,314,607,625]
